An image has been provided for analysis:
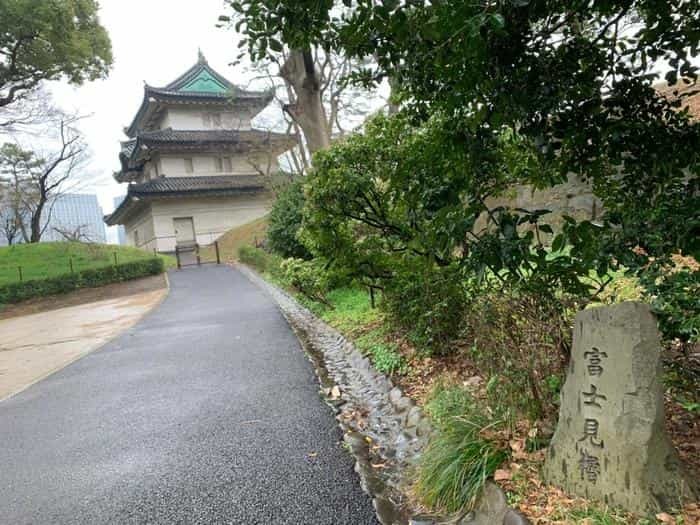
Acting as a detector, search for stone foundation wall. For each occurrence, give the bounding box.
[477,174,601,233]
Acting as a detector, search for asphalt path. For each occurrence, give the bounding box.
[0,265,378,524]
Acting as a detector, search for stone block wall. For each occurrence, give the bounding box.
[476,174,602,234]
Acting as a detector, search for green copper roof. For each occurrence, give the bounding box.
[125,51,275,138]
[179,69,230,93]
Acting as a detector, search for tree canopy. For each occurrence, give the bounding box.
[232,1,699,260]
[233,1,700,343]
[0,0,113,107]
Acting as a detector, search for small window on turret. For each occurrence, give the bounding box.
[184,158,194,173]
[202,113,211,127]
[212,113,222,128]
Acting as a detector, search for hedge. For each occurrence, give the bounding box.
[0,257,165,305]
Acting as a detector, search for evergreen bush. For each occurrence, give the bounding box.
[267,181,311,259]
[0,257,164,305]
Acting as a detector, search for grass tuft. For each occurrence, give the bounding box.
[416,415,508,513]
[417,382,509,513]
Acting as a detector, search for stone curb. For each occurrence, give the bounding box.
[237,264,531,525]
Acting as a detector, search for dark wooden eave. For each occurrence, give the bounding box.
[105,175,269,226]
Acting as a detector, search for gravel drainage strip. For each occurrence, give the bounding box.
[238,264,530,525]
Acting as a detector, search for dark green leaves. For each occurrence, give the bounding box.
[0,0,113,107]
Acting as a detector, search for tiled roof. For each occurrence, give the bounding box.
[129,175,266,196]
[120,139,136,157]
[114,129,295,183]
[125,55,273,137]
[136,128,290,147]
[165,53,235,92]
[144,85,272,102]
[105,175,268,225]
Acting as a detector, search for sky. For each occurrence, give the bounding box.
[47,0,261,242]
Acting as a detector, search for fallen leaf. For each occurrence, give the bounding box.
[510,439,525,453]
[494,469,512,481]
[330,385,341,399]
[655,512,674,523]
[371,463,387,469]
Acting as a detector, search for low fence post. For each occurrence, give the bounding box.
[196,244,201,266]
[175,246,181,269]
[215,241,221,265]
[369,286,376,309]
[113,251,118,265]
[17,266,23,282]
[69,256,74,274]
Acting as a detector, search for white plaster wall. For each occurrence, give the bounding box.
[135,158,165,183]
[160,111,171,129]
[159,154,279,177]
[123,204,157,253]
[150,194,272,252]
[160,108,254,130]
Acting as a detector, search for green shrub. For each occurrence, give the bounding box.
[463,291,574,422]
[279,257,333,306]
[0,242,174,285]
[642,264,700,343]
[383,262,471,355]
[0,257,164,305]
[267,180,311,259]
[238,245,281,275]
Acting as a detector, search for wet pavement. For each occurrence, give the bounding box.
[0,287,167,402]
[0,265,377,524]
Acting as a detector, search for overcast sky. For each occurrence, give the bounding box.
[47,0,263,240]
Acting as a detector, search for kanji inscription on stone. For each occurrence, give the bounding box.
[582,385,606,408]
[578,449,601,482]
[583,347,607,376]
[578,418,604,448]
[543,302,697,514]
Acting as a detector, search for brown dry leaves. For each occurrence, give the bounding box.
[401,357,699,524]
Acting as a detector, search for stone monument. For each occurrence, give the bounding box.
[543,302,697,514]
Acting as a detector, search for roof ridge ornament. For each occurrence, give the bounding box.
[198,48,208,65]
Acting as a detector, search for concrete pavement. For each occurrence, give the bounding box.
[0,265,377,524]
[0,287,167,402]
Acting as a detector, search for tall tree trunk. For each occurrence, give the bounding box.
[280,49,331,155]
[15,208,29,243]
[29,194,46,243]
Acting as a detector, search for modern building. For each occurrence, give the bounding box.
[0,193,106,245]
[42,193,106,243]
[112,195,127,245]
[105,52,294,253]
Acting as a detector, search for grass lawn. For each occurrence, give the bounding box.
[198,215,269,263]
[0,242,173,285]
